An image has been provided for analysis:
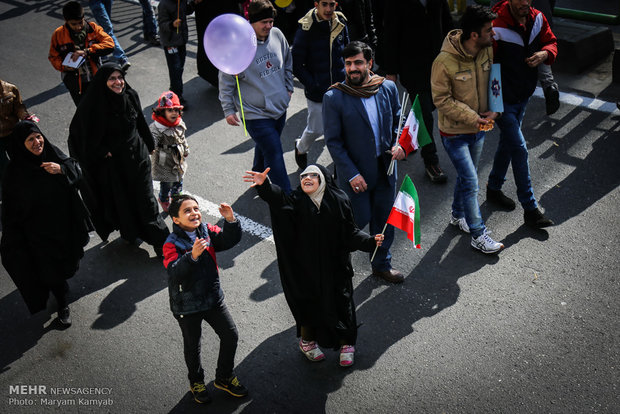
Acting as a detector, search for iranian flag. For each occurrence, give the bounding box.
[398,94,432,155]
[386,175,421,248]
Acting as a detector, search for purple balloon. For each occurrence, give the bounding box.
[204,14,257,75]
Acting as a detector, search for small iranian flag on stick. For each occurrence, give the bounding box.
[398,94,432,155]
[386,175,421,248]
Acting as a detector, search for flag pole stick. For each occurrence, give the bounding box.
[388,92,410,176]
[370,222,389,263]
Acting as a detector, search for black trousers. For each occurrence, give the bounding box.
[175,301,238,384]
[405,88,439,167]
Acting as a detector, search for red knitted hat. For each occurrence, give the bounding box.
[156,91,183,110]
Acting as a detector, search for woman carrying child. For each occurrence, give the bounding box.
[244,164,384,367]
[150,91,189,213]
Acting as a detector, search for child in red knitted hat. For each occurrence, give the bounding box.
[150,91,190,213]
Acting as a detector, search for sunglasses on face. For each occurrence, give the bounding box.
[300,173,319,179]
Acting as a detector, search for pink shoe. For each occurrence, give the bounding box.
[299,339,325,362]
[159,199,170,213]
[339,345,355,367]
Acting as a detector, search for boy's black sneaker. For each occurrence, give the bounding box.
[189,382,211,404]
[524,207,554,228]
[487,186,516,211]
[214,376,248,398]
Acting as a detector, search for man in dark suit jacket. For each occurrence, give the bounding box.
[324,41,406,284]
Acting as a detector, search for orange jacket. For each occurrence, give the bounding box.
[48,21,114,74]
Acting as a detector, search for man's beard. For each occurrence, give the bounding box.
[346,69,368,86]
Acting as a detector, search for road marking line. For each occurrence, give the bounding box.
[153,183,274,243]
[533,87,619,114]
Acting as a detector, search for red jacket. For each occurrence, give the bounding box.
[48,21,114,75]
[492,0,557,103]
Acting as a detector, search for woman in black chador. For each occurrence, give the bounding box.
[244,164,383,367]
[1,121,92,326]
[69,62,169,254]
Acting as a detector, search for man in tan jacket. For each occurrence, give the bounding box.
[430,5,503,254]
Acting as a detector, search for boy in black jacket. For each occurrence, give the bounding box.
[163,194,247,403]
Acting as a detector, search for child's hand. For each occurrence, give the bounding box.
[243,167,271,187]
[219,203,235,222]
[374,234,384,247]
[191,237,208,260]
[173,19,182,28]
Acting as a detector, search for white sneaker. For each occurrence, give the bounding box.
[449,214,470,233]
[471,232,504,254]
[299,339,325,362]
[339,345,355,367]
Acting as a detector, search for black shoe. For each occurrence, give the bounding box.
[213,376,248,398]
[487,186,516,211]
[121,61,131,72]
[294,144,308,170]
[544,83,560,115]
[189,382,211,404]
[524,207,554,228]
[425,164,447,183]
[372,268,405,284]
[145,34,160,46]
[58,306,71,327]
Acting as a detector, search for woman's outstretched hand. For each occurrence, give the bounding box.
[243,167,270,187]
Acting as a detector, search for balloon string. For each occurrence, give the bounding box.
[236,75,248,136]
[176,0,180,34]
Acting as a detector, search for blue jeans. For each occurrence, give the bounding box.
[488,99,538,211]
[441,132,486,238]
[89,0,127,63]
[138,0,158,37]
[164,45,186,98]
[159,181,183,202]
[245,114,291,194]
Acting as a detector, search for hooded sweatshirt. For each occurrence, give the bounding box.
[218,27,293,120]
[430,29,493,135]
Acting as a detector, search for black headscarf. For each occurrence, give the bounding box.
[69,62,139,162]
[8,120,67,175]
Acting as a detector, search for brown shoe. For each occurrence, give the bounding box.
[372,268,404,284]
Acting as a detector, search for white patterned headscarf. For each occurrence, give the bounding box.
[300,165,326,209]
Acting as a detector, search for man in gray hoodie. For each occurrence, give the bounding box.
[219,0,294,193]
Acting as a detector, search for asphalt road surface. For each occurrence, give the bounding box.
[0,1,619,413]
